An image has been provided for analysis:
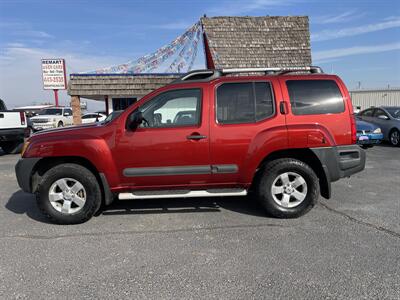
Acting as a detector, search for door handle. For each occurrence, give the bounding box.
[187,134,207,140]
[280,101,288,114]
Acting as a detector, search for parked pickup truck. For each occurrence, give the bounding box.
[30,107,73,131]
[0,99,28,154]
[16,67,366,224]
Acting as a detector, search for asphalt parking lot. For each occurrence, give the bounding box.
[0,145,399,299]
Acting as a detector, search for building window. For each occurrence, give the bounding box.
[216,82,274,124]
[112,98,137,111]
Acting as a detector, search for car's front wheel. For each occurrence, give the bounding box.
[255,158,319,218]
[36,163,101,224]
[389,129,400,146]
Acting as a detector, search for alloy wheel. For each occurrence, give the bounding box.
[271,172,308,208]
[48,178,87,214]
[390,130,399,146]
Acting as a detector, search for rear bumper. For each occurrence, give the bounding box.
[311,145,366,183]
[0,128,25,141]
[15,158,41,193]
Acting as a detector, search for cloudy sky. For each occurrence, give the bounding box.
[0,0,399,110]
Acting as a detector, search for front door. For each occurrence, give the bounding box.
[115,87,211,189]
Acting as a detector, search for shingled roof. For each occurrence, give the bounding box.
[68,74,179,100]
[201,16,311,69]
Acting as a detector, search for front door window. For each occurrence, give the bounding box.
[138,89,201,128]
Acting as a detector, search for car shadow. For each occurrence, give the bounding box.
[6,190,267,223]
[375,142,396,148]
[5,190,52,224]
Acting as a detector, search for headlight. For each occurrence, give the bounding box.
[21,141,30,157]
[373,128,382,134]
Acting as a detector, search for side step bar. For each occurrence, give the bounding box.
[118,189,247,200]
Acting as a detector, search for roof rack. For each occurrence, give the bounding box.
[173,66,323,83]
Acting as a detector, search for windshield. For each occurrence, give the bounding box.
[385,107,400,119]
[38,108,62,115]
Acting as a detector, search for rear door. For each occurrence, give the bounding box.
[280,77,351,146]
[209,78,286,185]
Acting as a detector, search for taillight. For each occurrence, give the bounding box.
[19,111,26,125]
[350,113,357,144]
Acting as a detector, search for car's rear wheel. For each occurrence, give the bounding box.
[36,163,101,224]
[255,158,319,218]
[389,129,400,146]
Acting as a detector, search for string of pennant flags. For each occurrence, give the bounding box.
[85,22,203,74]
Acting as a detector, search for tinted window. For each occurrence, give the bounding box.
[65,109,73,115]
[287,80,345,115]
[139,89,201,128]
[360,109,374,117]
[217,82,274,124]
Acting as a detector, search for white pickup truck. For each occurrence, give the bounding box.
[0,99,28,154]
[30,107,73,131]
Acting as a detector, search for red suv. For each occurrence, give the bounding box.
[16,67,365,224]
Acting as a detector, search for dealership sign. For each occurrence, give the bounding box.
[41,59,67,90]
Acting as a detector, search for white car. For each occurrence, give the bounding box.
[81,113,107,124]
[30,107,73,131]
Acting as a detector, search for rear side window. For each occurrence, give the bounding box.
[286,80,345,115]
[216,82,274,124]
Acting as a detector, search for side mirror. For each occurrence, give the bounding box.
[127,111,143,130]
[378,115,389,120]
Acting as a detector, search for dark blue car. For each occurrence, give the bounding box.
[356,117,383,148]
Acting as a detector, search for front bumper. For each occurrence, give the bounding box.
[15,158,41,193]
[32,123,55,131]
[357,133,384,145]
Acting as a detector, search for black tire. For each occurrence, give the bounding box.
[255,158,319,218]
[0,140,23,154]
[57,121,64,127]
[36,163,101,224]
[389,129,400,147]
